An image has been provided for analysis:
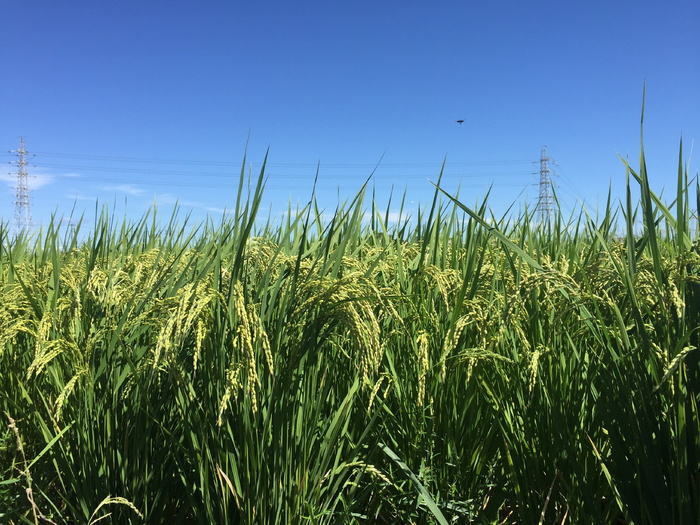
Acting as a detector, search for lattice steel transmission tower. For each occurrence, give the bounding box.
[10,137,34,233]
[535,145,557,224]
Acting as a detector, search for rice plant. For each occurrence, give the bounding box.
[1,125,698,523]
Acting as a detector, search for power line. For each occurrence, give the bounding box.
[35,162,531,179]
[1,145,543,223]
[29,150,531,169]
[1,150,533,190]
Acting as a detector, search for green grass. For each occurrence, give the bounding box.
[1,129,698,524]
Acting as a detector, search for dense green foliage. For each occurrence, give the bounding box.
[1,138,699,523]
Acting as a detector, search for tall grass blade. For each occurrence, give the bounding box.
[380,443,450,525]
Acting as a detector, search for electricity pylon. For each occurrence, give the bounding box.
[534,146,557,224]
[10,137,34,233]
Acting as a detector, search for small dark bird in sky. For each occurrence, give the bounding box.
[456,120,464,124]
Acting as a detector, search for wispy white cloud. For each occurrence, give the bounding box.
[149,193,226,214]
[202,205,227,214]
[0,171,55,191]
[66,193,99,202]
[152,193,178,205]
[102,183,146,196]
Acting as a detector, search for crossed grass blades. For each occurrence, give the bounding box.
[1,126,699,523]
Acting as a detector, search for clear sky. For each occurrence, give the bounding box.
[1,1,698,233]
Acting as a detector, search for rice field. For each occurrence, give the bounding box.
[1,139,699,524]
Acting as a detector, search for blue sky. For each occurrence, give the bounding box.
[1,1,698,232]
